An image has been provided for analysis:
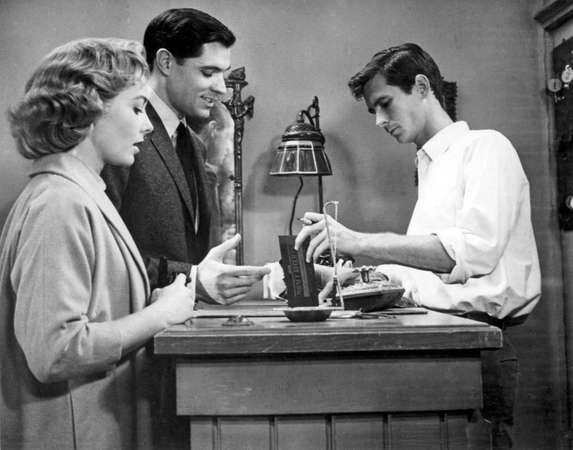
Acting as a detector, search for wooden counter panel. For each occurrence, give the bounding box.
[188,413,469,450]
[176,354,482,415]
[156,309,498,449]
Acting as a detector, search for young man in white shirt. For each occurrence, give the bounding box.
[295,42,541,449]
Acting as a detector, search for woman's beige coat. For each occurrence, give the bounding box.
[0,153,155,449]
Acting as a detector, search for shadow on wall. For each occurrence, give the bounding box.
[249,116,417,230]
[252,131,362,215]
[327,112,418,235]
[257,134,295,199]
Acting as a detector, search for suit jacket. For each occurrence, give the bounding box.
[102,104,213,288]
[0,153,154,450]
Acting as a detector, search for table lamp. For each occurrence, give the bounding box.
[270,96,333,234]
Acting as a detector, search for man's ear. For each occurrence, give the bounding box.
[155,49,173,76]
[414,74,431,97]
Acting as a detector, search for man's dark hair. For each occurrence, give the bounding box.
[143,8,236,68]
[348,43,443,102]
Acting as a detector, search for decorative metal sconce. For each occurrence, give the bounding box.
[223,67,255,264]
[270,96,333,235]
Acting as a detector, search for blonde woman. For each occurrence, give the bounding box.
[0,38,196,450]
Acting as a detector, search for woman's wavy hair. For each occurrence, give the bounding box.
[8,38,149,159]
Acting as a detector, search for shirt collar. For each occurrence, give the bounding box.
[148,88,184,139]
[419,121,470,161]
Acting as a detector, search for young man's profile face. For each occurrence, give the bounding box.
[165,41,231,120]
[363,72,426,147]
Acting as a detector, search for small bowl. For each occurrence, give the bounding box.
[280,307,333,322]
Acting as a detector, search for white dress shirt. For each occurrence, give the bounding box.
[379,121,541,320]
[148,88,181,147]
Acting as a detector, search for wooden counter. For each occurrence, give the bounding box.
[154,306,501,449]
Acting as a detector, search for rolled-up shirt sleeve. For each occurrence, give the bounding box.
[431,131,526,284]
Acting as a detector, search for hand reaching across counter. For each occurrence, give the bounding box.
[294,212,364,263]
[197,234,271,305]
[314,262,359,303]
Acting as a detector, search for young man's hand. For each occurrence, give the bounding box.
[294,212,363,263]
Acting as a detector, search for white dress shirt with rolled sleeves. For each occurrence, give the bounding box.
[379,121,541,320]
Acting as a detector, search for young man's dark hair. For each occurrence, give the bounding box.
[348,42,443,103]
[143,8,236,67]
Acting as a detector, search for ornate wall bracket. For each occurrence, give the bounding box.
[224,67,255,264]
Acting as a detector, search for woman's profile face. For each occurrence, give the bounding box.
[91,81,153,167]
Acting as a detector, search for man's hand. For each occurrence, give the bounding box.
[209,99,235,132]
[197,234,271,305]
[315,263,359,303]
[205,100,234,168]
[294,212,363,263]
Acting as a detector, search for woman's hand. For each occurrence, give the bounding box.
[150,274,195,327]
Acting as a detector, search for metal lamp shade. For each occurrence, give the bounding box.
[270,119,332,176]
[270,140,332,176]
[269,96,333,235]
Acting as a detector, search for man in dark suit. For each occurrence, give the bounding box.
[102,8,268,304]
[102,9,271,449]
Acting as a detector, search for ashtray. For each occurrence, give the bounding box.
[277,306,335,322]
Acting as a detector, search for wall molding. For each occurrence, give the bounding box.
[535,0,573,31]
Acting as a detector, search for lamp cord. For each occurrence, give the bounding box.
[289,176,304,235]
